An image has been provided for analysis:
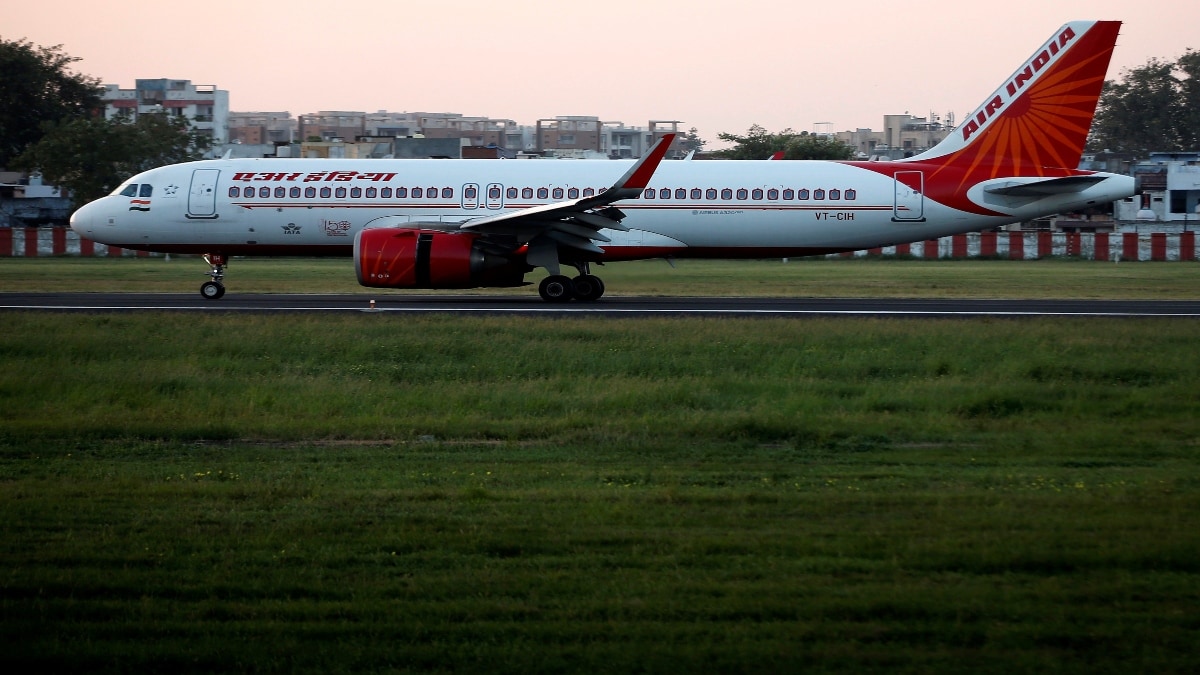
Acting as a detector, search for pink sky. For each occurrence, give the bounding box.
[7,0,1198,146]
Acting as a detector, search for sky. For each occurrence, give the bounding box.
[6,0,1199,146]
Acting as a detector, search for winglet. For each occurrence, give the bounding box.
[607,133,676,199]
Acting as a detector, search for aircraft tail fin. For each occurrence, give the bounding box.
[909,20,1121,180]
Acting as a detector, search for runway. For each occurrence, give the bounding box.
[3,292,1200,317]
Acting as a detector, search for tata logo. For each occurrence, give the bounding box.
[960,26,1077,141]
[281,224,302,235]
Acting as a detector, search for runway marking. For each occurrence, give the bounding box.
[4,304,1200,318]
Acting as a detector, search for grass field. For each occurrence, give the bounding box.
[2,259,1199,672]
[2,255,1199,298]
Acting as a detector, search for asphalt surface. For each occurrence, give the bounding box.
[3,293,1200,318]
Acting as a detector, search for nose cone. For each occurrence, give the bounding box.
[70,199,103,242]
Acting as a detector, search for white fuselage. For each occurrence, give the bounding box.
[71,157,1135,259]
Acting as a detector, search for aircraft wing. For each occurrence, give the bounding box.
[460,134,675,257]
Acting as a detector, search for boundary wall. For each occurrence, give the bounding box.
[2,227,1198,262]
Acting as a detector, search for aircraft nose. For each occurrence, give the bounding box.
[70,199,100,239]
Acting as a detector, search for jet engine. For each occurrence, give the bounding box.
[354,227,526,289]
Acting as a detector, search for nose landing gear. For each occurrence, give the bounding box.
[200,254,226,300]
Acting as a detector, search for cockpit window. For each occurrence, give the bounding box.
[118,184,138,197]
[139,184,153,198]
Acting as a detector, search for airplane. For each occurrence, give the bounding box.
[70,20,1134,302]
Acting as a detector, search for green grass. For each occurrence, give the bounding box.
[2,255,1199,298]
[1,313,1199,672]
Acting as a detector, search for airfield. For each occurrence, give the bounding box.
[2,257,1199,672]
[4,291,1200,318]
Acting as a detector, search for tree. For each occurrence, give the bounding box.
[14,113,210,206]
[712,124,853,160]
[0,38,102,167]
[676,126,706,154]
[1088,50,1200,154]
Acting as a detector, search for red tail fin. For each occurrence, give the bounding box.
[914,20,1121,184]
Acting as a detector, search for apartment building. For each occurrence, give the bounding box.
[101,79,229,146]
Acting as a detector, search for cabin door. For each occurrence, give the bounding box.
[893,171,925,222]
[187,169,220,219]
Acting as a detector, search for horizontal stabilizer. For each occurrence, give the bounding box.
[984,175,1108,197]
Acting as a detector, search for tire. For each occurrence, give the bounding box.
[200,281,226,300]
[572,275,605,302]
[538,275,574,302]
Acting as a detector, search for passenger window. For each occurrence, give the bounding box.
[706,188,717,200]
[798,189,810,200]
[537,188,549,199]
[829,189,840,200]
[658,188,670,199]
[782,189,794,200]
[259,187,271,198]
[522,187,534,199]
[752,189,764,200]
[644,188,656,199]
[290,187,301,198]
[320,187,331,198]
[489,186,501,199]
[675,188,686,200]
[350,187,361,198]
[139,184,153,198]
[465,186,477,199]
[721,188,733,200]
[305,187,316,198]
[507,187,518,199]
[228,187,240,197]
[583,188,595,197]
[275,187,286,198]
[365,187,377,198]
[335,187,347,198]
[567,187,579,199]
[412,187,423,198]
[767,189,779,200]
[442,187,453,198]
[845,189,856,200]
[119,184,138,197]
[737,189,748,200]
[427,187,437,197]
[691,188,701,200]
[814,189,826,200]
[552,187,564,199]
[392,187,403,198]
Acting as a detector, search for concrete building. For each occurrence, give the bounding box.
[298,111,366,143]
[101,79,229,147]
[836,113,953,159]
[1115,152,1200,231]
[228,112,297,145]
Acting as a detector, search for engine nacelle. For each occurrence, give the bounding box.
[354,227,525,289]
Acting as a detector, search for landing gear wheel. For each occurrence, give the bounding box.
[201,253,228,299]
[200,281,226,300]
[571,274,605,302]
[538,274,574,302]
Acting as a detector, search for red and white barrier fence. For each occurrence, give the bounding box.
[2,227,1199,262]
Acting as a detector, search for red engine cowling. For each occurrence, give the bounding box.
[355,228,524,289]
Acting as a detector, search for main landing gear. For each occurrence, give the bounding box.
[538,264,605,303]
[200,254,226,300]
